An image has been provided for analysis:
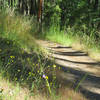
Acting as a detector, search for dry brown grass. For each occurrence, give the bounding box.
[0,76,88,100]
[58,88,87,100]
[0,77,48,100]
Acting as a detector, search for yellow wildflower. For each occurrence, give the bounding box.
[46,76,48,80]
[48,65,50,67]
[8,62,10,65]
[43,75,48,80]
[29,72,31,75]
[36,64,38,66]
[53,64,56,68]
[10,56,15,59]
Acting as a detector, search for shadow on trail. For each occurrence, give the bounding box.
[49,45,88,56]
[55,63,100,100]
[55,57,100,66]
[53,51,88,56]
[50,46,72,49]
[49,45,100,100]
[61,66,100,87]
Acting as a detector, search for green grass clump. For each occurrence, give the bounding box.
[44,26,74,46]
[0,9,37,52]
[43,25,100,60]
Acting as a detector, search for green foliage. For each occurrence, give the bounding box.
[44,1,61,27]
[43,0,100,34]
[1,0,100,33]
[0,11,61,97]
[44,23,100,55]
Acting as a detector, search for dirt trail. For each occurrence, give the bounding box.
[36,40,100,100]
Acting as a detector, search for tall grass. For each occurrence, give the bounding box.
[0,9,88,100]
[44,26,75,46]
[0,9,59,97]
[43,24,100,60]
[0,9,37,52]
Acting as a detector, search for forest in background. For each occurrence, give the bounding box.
[1,0,100,29]
[1,0,100,50]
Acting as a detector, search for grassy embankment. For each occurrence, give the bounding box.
[43,25,100,61]
[0,9,87,100]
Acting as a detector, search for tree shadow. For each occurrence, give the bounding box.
[47,44,100,99]
[53,51,88,56]
[48,45,100,99]
[55,57,100,66]
[50,46,72,49]
[49,45,88,56]
[56,65,100,100]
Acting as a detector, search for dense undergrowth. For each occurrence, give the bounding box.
[0,9,88,100]
[0,9,60,99]
[42,25,100,61]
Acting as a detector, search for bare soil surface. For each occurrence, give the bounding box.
[36,40,100,100]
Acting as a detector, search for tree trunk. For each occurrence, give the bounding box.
[38,0,43,22]
[38,0,43,33]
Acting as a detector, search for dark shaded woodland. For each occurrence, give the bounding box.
[1,0,100,39]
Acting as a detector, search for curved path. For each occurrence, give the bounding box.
[36,40,100,100]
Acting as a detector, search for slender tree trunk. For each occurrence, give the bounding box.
[38,0,42,22]
[37,0,43,33]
